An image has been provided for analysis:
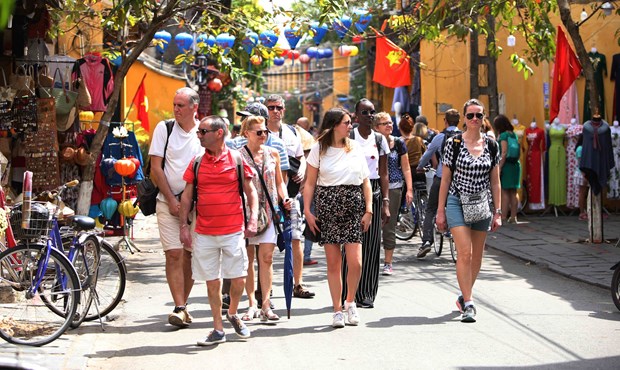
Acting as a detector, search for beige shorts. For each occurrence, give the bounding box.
[248,222,277,245]
[156,200,184,252]
[192,232,248,281]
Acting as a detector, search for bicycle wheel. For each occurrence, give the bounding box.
[395,211,416,241]
[415,192,428,231]
[612,264,620,311]
[0,244,80,346]
[449,236,457,263]
[69,235,101,328]
[433,225,444,256]
[85,240,126,321]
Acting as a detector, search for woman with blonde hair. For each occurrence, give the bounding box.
[239,116,292,322]
[374,112,413,275]
[304,107,373,328]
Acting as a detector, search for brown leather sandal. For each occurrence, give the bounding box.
[293,284,315,299]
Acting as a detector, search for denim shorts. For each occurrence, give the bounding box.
[445,194,491,231]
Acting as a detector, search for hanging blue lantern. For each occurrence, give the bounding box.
[317,48,325,59]
[154,30,172,55]
[100,197,118,220]
[306,47,318,59]
[273,57,285,66]
[242,31,259,55]
[175,32,194,53]
[207,35,216,47]
[322,48,333,59]
[196,34,209,48]
[333,16,352,40]
[216,33,235,50]
[284,27,302,50]
[354,10,372,33]
[309,22,329,46]
[259,30,278,48]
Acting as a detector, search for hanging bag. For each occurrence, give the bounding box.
[76,78,91,108]
[50,68,77,115]
[10,65,35,96]
[38,65,54,88]
[0,68,15,131]
[460,190,492,224]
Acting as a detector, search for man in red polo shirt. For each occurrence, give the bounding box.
[179,115,258,346]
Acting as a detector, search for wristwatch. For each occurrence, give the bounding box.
[495,208,502,215]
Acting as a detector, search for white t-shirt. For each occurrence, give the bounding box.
[148,120,202,201]
[278,124,304,158]
[307,141,369,186]
[351,127,389,180]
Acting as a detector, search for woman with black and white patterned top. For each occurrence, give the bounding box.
[436,99,502,323]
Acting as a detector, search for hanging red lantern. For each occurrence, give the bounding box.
[208,78,223,92]
[299,54,311,64]
[250,55,263,66]
[114,158,137,177]
[352,35,364,44]
[288,50,300,60]
[127,157,141,178]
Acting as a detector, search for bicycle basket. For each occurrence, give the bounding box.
[9,202,53,240]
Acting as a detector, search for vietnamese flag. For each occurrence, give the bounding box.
[373,33,411,88]
[133,78,150,132]
[550,26,582,122]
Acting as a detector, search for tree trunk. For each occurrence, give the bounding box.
[469,17,499,120]
[470,29,480,99]
[76,1,180,215]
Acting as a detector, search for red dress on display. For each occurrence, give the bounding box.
[526,126,546,210]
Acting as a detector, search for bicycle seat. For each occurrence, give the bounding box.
[72,215,96,231]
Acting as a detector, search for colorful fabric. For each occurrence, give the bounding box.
[550,26,582,123]
[525,127,546,209]
[373,33,411,88]
[565,123,583,207]
[547,126,567,205]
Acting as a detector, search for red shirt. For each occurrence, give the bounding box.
[183,148,254,235]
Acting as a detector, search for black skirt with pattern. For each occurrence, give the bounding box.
[315,185,365,245]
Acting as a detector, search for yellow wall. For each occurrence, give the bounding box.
[419,6,620,131]
[123,61,185,133]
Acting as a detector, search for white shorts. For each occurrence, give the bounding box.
[156,200,183,252]
[290,195,303,240]
[248,222,277,245]
[192,232,248,281]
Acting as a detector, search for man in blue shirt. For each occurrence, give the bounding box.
[416,109,460,258]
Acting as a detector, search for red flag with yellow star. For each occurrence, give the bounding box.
[373,33,411,88]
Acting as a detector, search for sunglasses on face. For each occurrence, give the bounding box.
[196,128,219,135]
[253,129,270,136]
[267,105,284,111]
[376,121,392,126]
[360,109,376,116]
[465,112,484,120]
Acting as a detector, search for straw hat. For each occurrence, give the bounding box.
[57,106,77,132]
[60,146,76,163]
[74,147,90,166]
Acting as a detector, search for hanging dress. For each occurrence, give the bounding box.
[583,52,607,120]
[547,125,567,206]
[526,126,546,210]
[565,123,583,208]
[513,123,527,201]
[608,125,620,199]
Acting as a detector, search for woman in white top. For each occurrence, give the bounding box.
[304,108,373,329]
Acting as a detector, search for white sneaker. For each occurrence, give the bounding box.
[332,311,345,328]
[346,302,360,326]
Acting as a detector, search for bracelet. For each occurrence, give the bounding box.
[382,197,390,203]
[180,224,189,229]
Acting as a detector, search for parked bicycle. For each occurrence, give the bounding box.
[395,179,428,241]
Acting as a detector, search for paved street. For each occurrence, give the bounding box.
[1,214,620,369]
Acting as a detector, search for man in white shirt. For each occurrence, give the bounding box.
[264,94,315,299]
[149,87,203,328]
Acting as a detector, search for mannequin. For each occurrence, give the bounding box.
[584,49,607,120]
[609,120,620,199]
[393,101,402,127]
[547,118,567,207]
[566,117,583,208]
[525,120,546,210]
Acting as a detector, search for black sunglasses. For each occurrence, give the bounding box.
[197,128,219,135]
[360,109,376,116]
[465,112,484,120]
[267,106,284,111]
[253,129,270,136]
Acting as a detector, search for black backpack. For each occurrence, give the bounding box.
[448,134,498,173]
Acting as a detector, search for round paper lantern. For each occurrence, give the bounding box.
[154,30,172,54]
[208,78,223,92]
[100,157,117,178]
[299,54,311,64]
[100,197,118,220]
[306,47,318,59]
[127,157,141,178]
[322,48,333,59]
[288,50,300,60]
[310,22,329,46]
[317,49,325,59]
[338,45,351,57]
[174,32,193,53]
[273,57,285,66]
[277,48,290,57]
[215,33,235,50]
[114,158,137,177]
[250,55,263,66]
[349,45,359,56]
[352,35,364,44]
[79,111,94,122]
[259,30,278,48]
